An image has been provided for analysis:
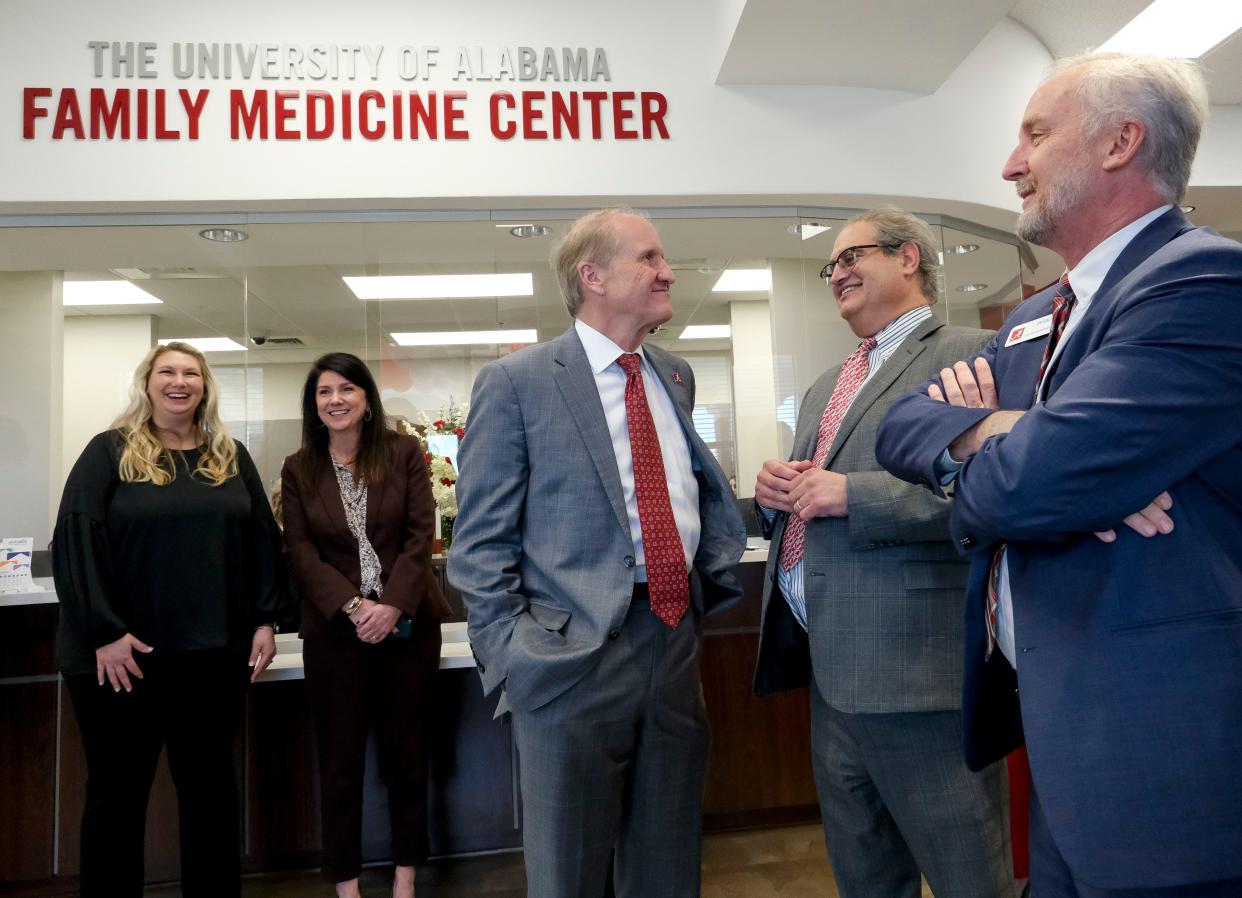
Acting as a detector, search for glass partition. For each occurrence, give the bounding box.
[0,204,1031,535]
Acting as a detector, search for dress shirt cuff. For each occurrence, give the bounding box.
[933,449,963,487]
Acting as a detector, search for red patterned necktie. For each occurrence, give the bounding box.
[986,274,1078,658]
[617,353,689,628]
[779,337,878,571]
[1033,273,1078,399]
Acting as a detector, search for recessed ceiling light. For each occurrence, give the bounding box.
[1180,205,1196,213]
[712,269,771,292]
[510,225,552,238]
[1096,0,1242,57]
[199,227,249,243]
[949,243,980,254]
[786,222,833,240]
[957,283,988,293]
[344,273,534,300]
[63,280,163,306]
[390,329,539,346]
[159,337,246,352]
[680,325,732,340]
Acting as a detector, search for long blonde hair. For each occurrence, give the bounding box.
[112,342,238,486]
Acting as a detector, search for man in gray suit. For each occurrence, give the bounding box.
[449,208,745,898]
[754,207,1011,898]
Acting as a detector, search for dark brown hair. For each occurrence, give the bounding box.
[291,352,396,488]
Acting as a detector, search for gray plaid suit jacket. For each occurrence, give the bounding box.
[449,325,745,714]
[755,316,992,713]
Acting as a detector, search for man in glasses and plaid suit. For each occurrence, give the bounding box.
[754,206,1010,898]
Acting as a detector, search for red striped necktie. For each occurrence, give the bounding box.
[779,337,877,571]
[987,274,1077,658]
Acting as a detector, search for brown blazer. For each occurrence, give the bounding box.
[281,432,450,640]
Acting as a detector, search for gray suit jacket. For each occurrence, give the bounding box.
[754,316,991,713]
[449,326,745,714]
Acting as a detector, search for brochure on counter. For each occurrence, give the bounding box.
[0,537,42,594]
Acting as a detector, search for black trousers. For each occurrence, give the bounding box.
[303,620,441,883]
[65,648,248,898]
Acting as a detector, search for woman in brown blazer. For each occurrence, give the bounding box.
[281,352,450,898]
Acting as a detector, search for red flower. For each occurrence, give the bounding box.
[440,477,455,486]
[454,427,465,438]
[433,419,446,429]
[424,453,433,463]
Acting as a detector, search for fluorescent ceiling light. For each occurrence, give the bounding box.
[680,325,732,340]
[390,329,538,346]
[343,273,534,300]
[159,337,246,353]
[712,269,771,292]
[1096,0,1242,57]
[63,281,162,306]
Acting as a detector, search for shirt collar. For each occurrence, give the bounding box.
[872,304,933,355]
[1066,204,1172,304]
[575,318,645,375]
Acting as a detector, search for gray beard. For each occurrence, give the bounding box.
[1016,207,1055,246]
[1013,154,1091,249]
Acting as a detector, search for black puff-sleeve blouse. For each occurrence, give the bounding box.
[52,430,287,676]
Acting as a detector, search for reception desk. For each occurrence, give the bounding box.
[0,547,819,889]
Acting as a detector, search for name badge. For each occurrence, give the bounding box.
[1004,314,1053,347]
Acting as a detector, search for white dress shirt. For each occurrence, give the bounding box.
[575,319,701,580]
[992,204,1173,666]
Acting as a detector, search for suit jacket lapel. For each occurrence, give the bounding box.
[552,327,631,537]
[316,463,354,547]
[823,316,942,467]
[644,343,743,571]
[645,345,719,483]
[1046,207,1192,389]
[793,377,835,460]
[364,461,383,537]
[1095,207,1193,302]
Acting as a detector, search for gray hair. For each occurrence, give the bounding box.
[844,206,942,303]
[1054,52,1208,203]
[552,207,649,318]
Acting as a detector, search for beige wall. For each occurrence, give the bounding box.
[730,300,778,496]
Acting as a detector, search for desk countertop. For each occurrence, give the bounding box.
[0,577,57,607]
[259,622,475,680]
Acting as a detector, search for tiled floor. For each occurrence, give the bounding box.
[7,825,974,896]
[136,824,931,897]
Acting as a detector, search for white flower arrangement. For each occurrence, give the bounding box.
[400,403,468,520]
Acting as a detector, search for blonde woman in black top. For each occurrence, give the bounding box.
[53,341,286,898]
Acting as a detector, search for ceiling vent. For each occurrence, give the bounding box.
[265,336,305,346]
[111,267,225,280]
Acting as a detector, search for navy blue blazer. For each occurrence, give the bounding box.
[875,208,1242,890]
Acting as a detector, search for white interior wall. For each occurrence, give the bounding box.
[62,315,155,484]
[1,272,63,547]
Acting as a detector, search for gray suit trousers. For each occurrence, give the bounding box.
[810,687,1012,898]
[511,600,709,898]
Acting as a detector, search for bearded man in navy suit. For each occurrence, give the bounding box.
[877,53,1242,897]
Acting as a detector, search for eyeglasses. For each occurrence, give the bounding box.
[819,244,895,280]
